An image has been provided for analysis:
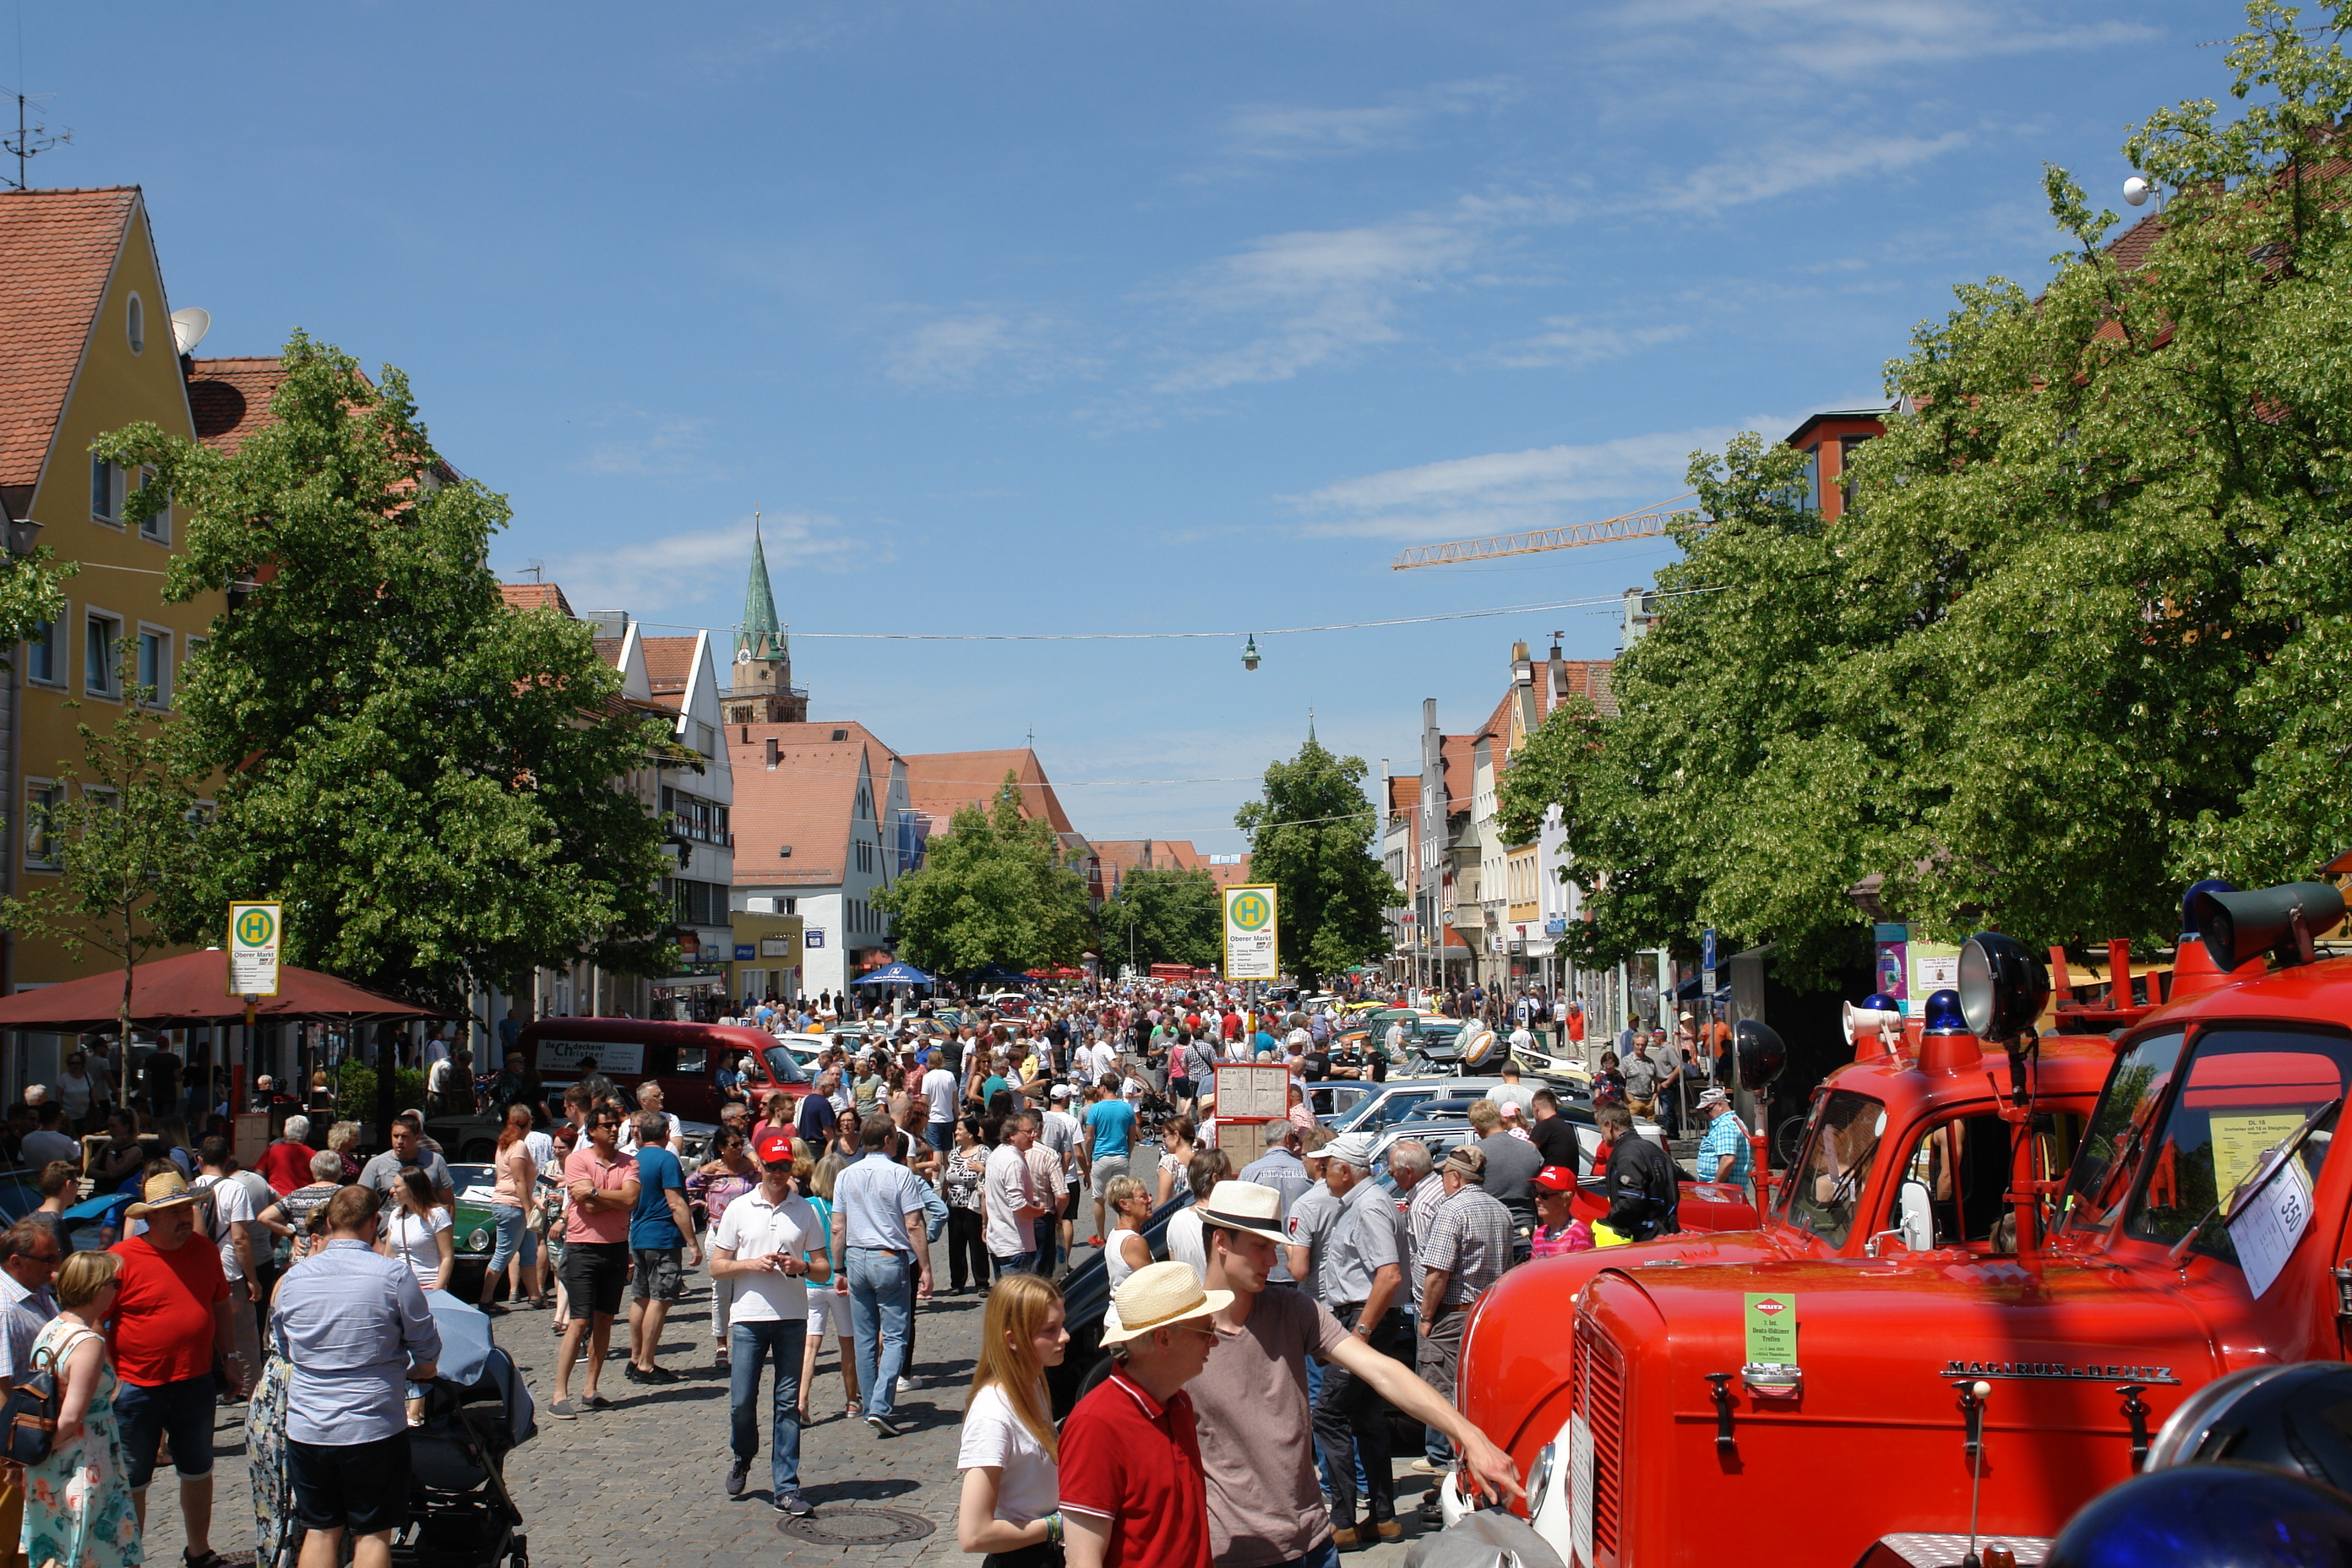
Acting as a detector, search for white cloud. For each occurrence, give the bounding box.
[580,411,710,477]
[1652,132,1971,211]
[1488,315,1692,368]
[1292,422,1759,541]
[1204,79,1513,171]
[542,512,881,620]
[881,310,1092,390]
[1609,0,2159,77]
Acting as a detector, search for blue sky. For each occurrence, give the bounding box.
[35,1,2232,850]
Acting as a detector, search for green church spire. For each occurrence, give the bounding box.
[738,512,784,662]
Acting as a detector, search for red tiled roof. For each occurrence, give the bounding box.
[500,582,579,618]
[728,721,901,886]
[1205,858,1253,890]
[640,635,699,708]
[902,749,1073,835]
[1438,735,1476,814]
[186,357,286,455]
[2105,211,2166,272]
[0,188,139,496]
[1387,776,1419,818]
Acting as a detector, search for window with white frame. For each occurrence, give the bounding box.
[90,459,124,525]
[24,618,60,686]
[135,627,169,705]
[22,781,60,870]
[84,611,121,698]
[136,469,169,543]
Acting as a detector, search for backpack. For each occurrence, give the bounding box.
[3,1326,98,1465]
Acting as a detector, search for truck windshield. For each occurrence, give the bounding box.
[2118,1025,2349,1264]
[1780,1090,1886,1248]
[2061,1026,2185,1233]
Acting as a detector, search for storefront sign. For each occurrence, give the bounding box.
[735,945,756,961]
[806,929,825,948]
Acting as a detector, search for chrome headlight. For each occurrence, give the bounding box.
[467,1228,491,1252]
[1529,1440,1557,1506]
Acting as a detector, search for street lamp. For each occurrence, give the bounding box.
[1242,634,1261,672]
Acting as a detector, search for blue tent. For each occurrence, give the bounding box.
[852,961,936,987]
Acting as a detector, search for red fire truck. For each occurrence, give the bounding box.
[1448,877,2350,1565]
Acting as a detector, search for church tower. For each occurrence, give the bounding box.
[723,518,808,724]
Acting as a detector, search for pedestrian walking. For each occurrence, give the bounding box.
[1162,1151,1231,1283]
[944,1118,992,1293]
[378,1166,455,1293]
[1413,1146,1514,1522]
[1057,1262,1226,1568]
[1041,1086,1084,1266]
[1602,1104,1682,1242]
[800,1160,861,1421]
[270,1184,443,1568]
[190,1137,266,1382]
[626,1113,700,1385]
[358,1115,454,1211]
[22,1253,135,1568]
[1696,1087,1752,1188]
[1239,1126,1311,1284]
[478,1106,541,1314]
[1102,1176,1152,1291]
[710,1130,828,1517]
[549,1107,640,1418]
[828,1113,934,1438]
[955,1274,1069,1566]
[693,1127,761,1370]
[0,1217,61,1568]
[1190,1179,1520,1563]
[984,1113,1047,1278]
[1081,1078,1137,1248]
[109,1165,245,1561]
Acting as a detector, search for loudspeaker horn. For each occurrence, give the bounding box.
[1842,1001,1904,1047]
[2192,881,2348,972]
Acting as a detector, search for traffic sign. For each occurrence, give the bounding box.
[1703,927,1717,996]
[227,901,282,997]
[1222,885,1280,981]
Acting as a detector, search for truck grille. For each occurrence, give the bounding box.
[1577,1314,1625,1562]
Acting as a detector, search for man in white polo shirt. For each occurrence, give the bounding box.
[710,1130,830,1517]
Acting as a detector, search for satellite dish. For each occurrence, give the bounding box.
[2123,176,2153,208]
[169,307,211,356]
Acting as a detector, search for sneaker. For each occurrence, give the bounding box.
[865,1412,904,1438]
[623,1366,650,1385]
[773,1491,813,1518]
[725,1457,749,1498]
[644,1366,680,1384]
[1407,1459,1442,1476]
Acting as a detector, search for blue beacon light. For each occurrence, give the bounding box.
[1921,988,1968,1034]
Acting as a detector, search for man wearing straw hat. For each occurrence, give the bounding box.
[1059,1260,1227,1568]
[1189,1178,1521,1562]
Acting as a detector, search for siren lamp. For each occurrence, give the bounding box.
[1957,933,2050,1040]
[1921,988,1968,1035]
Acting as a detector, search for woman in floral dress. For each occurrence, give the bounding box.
[23,1252,138,1568]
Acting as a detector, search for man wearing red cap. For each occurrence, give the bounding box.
[710,1130,830,1516]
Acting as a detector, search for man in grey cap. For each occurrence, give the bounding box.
[1309,1132,1412,1544]
[1415,1142,1512,1520]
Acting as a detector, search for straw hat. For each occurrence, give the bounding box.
[126,1168,204,1219]
[1194,1179,1288,1244]
[1099,1261,1232,1346]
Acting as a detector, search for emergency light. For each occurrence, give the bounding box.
[1733,1017,1785,1092]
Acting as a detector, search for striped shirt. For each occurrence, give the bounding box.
[0,1270,56,1382]
[833,1149,929,1255]
[1420,1186,1512,1304]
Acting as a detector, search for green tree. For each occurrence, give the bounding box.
[91,332,679,1010]
[875,774,1092,974]
[1100,865,1222,972]
[1,682,210,1105]
[1234,737,1395,984]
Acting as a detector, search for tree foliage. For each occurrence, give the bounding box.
[1234,737,1396,984]
[1100,865,1222,972]
[874,774,1093,974]
[92,332,678,1008]
[1500,3,2352,975]
[2,683,210,1103]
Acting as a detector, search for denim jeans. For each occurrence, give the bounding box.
[845,1248,913,1419]
[729,1318,803,1497]
[992,1250,1035,1279]
[487,1203,529,1272]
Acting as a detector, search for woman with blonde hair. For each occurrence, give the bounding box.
[22,1250,136,1568]
[1102,1174,1152,1291]
[955,1273,1067,1565]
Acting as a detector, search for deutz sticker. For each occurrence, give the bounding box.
[1745,1293,1796,1364]
[1940,1359,2181,1385]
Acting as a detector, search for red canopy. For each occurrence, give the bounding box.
[0,949,444,1030]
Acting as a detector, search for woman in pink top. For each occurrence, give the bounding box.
[1530,1165,1592,1259]
[480,1104,543,1313]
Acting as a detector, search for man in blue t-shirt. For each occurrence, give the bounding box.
[1081,1077,1137,1247]
[625,1113,701,1383]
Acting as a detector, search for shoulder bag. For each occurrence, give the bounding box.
[3,1326,98,1466]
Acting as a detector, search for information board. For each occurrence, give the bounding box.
[1214,1063,1291,1119]
[1222,885,1280,981]
[1744,1292,1797,1364]
[227,901,282,997]
[1213,1117,1273,1169]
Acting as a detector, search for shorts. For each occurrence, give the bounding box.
[560,1240,629,1317]
[632,1246,684,1302]
[806,1292,835,1339]
[116,1373,217,1489]
[289,1433,411,1534]
[1089,1156,1130,1199]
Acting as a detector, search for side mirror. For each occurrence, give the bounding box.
[1734,1018,1786,1093]
[2193,881,2347,970]
[1958,933,2050,1040]
[1897,1178,1934,1252]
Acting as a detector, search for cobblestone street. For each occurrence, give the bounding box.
[149,1259,1440,1567]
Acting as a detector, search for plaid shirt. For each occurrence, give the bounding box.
[1699,1111,1752,1184]
[1420,1185,1512,1304]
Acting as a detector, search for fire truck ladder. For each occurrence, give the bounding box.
[1389,493,1696,570]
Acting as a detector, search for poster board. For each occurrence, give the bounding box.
[1214,1117,1274,1170]
[1215,1063,1291,1119]
[231,1112,270,1170]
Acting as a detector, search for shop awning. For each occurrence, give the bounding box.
[0,949,444,1030]
[852,962,935,987]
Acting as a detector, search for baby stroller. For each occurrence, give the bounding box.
[393,1293,538,1568]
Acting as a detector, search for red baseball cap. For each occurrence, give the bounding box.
[1534,1164,1578,1195]
[755,1131,796,1167]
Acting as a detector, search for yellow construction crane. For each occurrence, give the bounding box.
[1389,493,1696,570]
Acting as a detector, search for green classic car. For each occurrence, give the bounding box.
[446,1162,502,1287]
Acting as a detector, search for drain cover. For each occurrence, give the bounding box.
[776,1505,935,1546]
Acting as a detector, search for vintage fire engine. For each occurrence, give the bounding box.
[1449,877,2350,1566]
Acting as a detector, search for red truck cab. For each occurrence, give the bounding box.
[1451,890,2352,1566]
[517,1018,814,1127]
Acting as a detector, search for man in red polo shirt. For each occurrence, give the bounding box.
[1059,1261,1227,1568]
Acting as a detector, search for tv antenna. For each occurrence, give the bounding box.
[0,87,68,192]
[524,559,545,584]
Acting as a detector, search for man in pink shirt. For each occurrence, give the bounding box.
[549,1108,640,1418]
